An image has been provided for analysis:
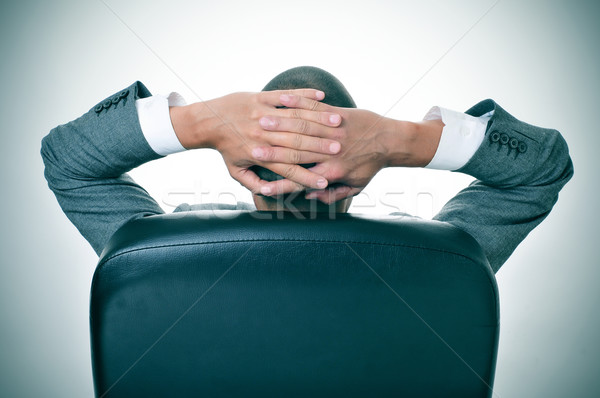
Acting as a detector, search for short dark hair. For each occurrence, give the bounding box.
[252,66,356,184]
[262,65,356,108]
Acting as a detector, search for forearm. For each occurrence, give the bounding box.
[42,82,161,185]
[457,99,572,188]
[41,81,164,254]
[434,100,574,272]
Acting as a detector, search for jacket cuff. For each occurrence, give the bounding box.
[457,99,542,187]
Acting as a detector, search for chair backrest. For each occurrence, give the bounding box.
[90,211,499,397]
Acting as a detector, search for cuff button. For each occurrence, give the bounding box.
[111,96,120,104]
[500,133,510,145]
[94,104,103,113]
[509,138,519,149]
[490,131,500,142]
[102,100,112,109]
[119,90,129,98]
[518,142,528,153]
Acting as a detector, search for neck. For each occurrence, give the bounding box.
[253,194,351,213]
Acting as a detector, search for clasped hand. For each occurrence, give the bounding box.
[250,94,442,203]
[171,89,418,203]
[250,93,397,203]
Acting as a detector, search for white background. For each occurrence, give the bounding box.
[0,0,598,396]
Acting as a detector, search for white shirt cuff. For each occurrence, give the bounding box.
[423,106,493,170]
[135,92,187,156]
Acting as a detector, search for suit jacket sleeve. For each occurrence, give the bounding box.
[41,81,165,255]
[433,99,574,273]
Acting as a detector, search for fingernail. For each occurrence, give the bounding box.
[315,91,325,100]
[260,186,272,195]
[329,114,341,124]
[317,178,328,188]
[252,147,264,159]
[280,94,291,102]
[305,192,317,199]
[329,142,341,153]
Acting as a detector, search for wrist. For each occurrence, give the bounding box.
[380,119,416,167]
[170,101,219,150]
[382,119,442,167]
[413,119,443,167]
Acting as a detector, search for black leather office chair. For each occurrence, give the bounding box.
[90,211,499,397]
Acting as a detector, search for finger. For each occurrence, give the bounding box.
[260,89,325,106]
[307,163,342,182]
[232,166,266,195]
[278,93,333,112]
[252,146,333,164]
[305,185,360,204]
[259,178,305,197]
[286,88,326,101]
[260,113,342,132]
[320,186,361,203]
[254,130,340,154]
[261,163,328,192]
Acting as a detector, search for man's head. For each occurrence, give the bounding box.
[251,66,356,213]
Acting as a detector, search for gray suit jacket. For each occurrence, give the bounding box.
[41,81,573,272]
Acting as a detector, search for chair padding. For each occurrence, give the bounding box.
[91,211,499,397]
